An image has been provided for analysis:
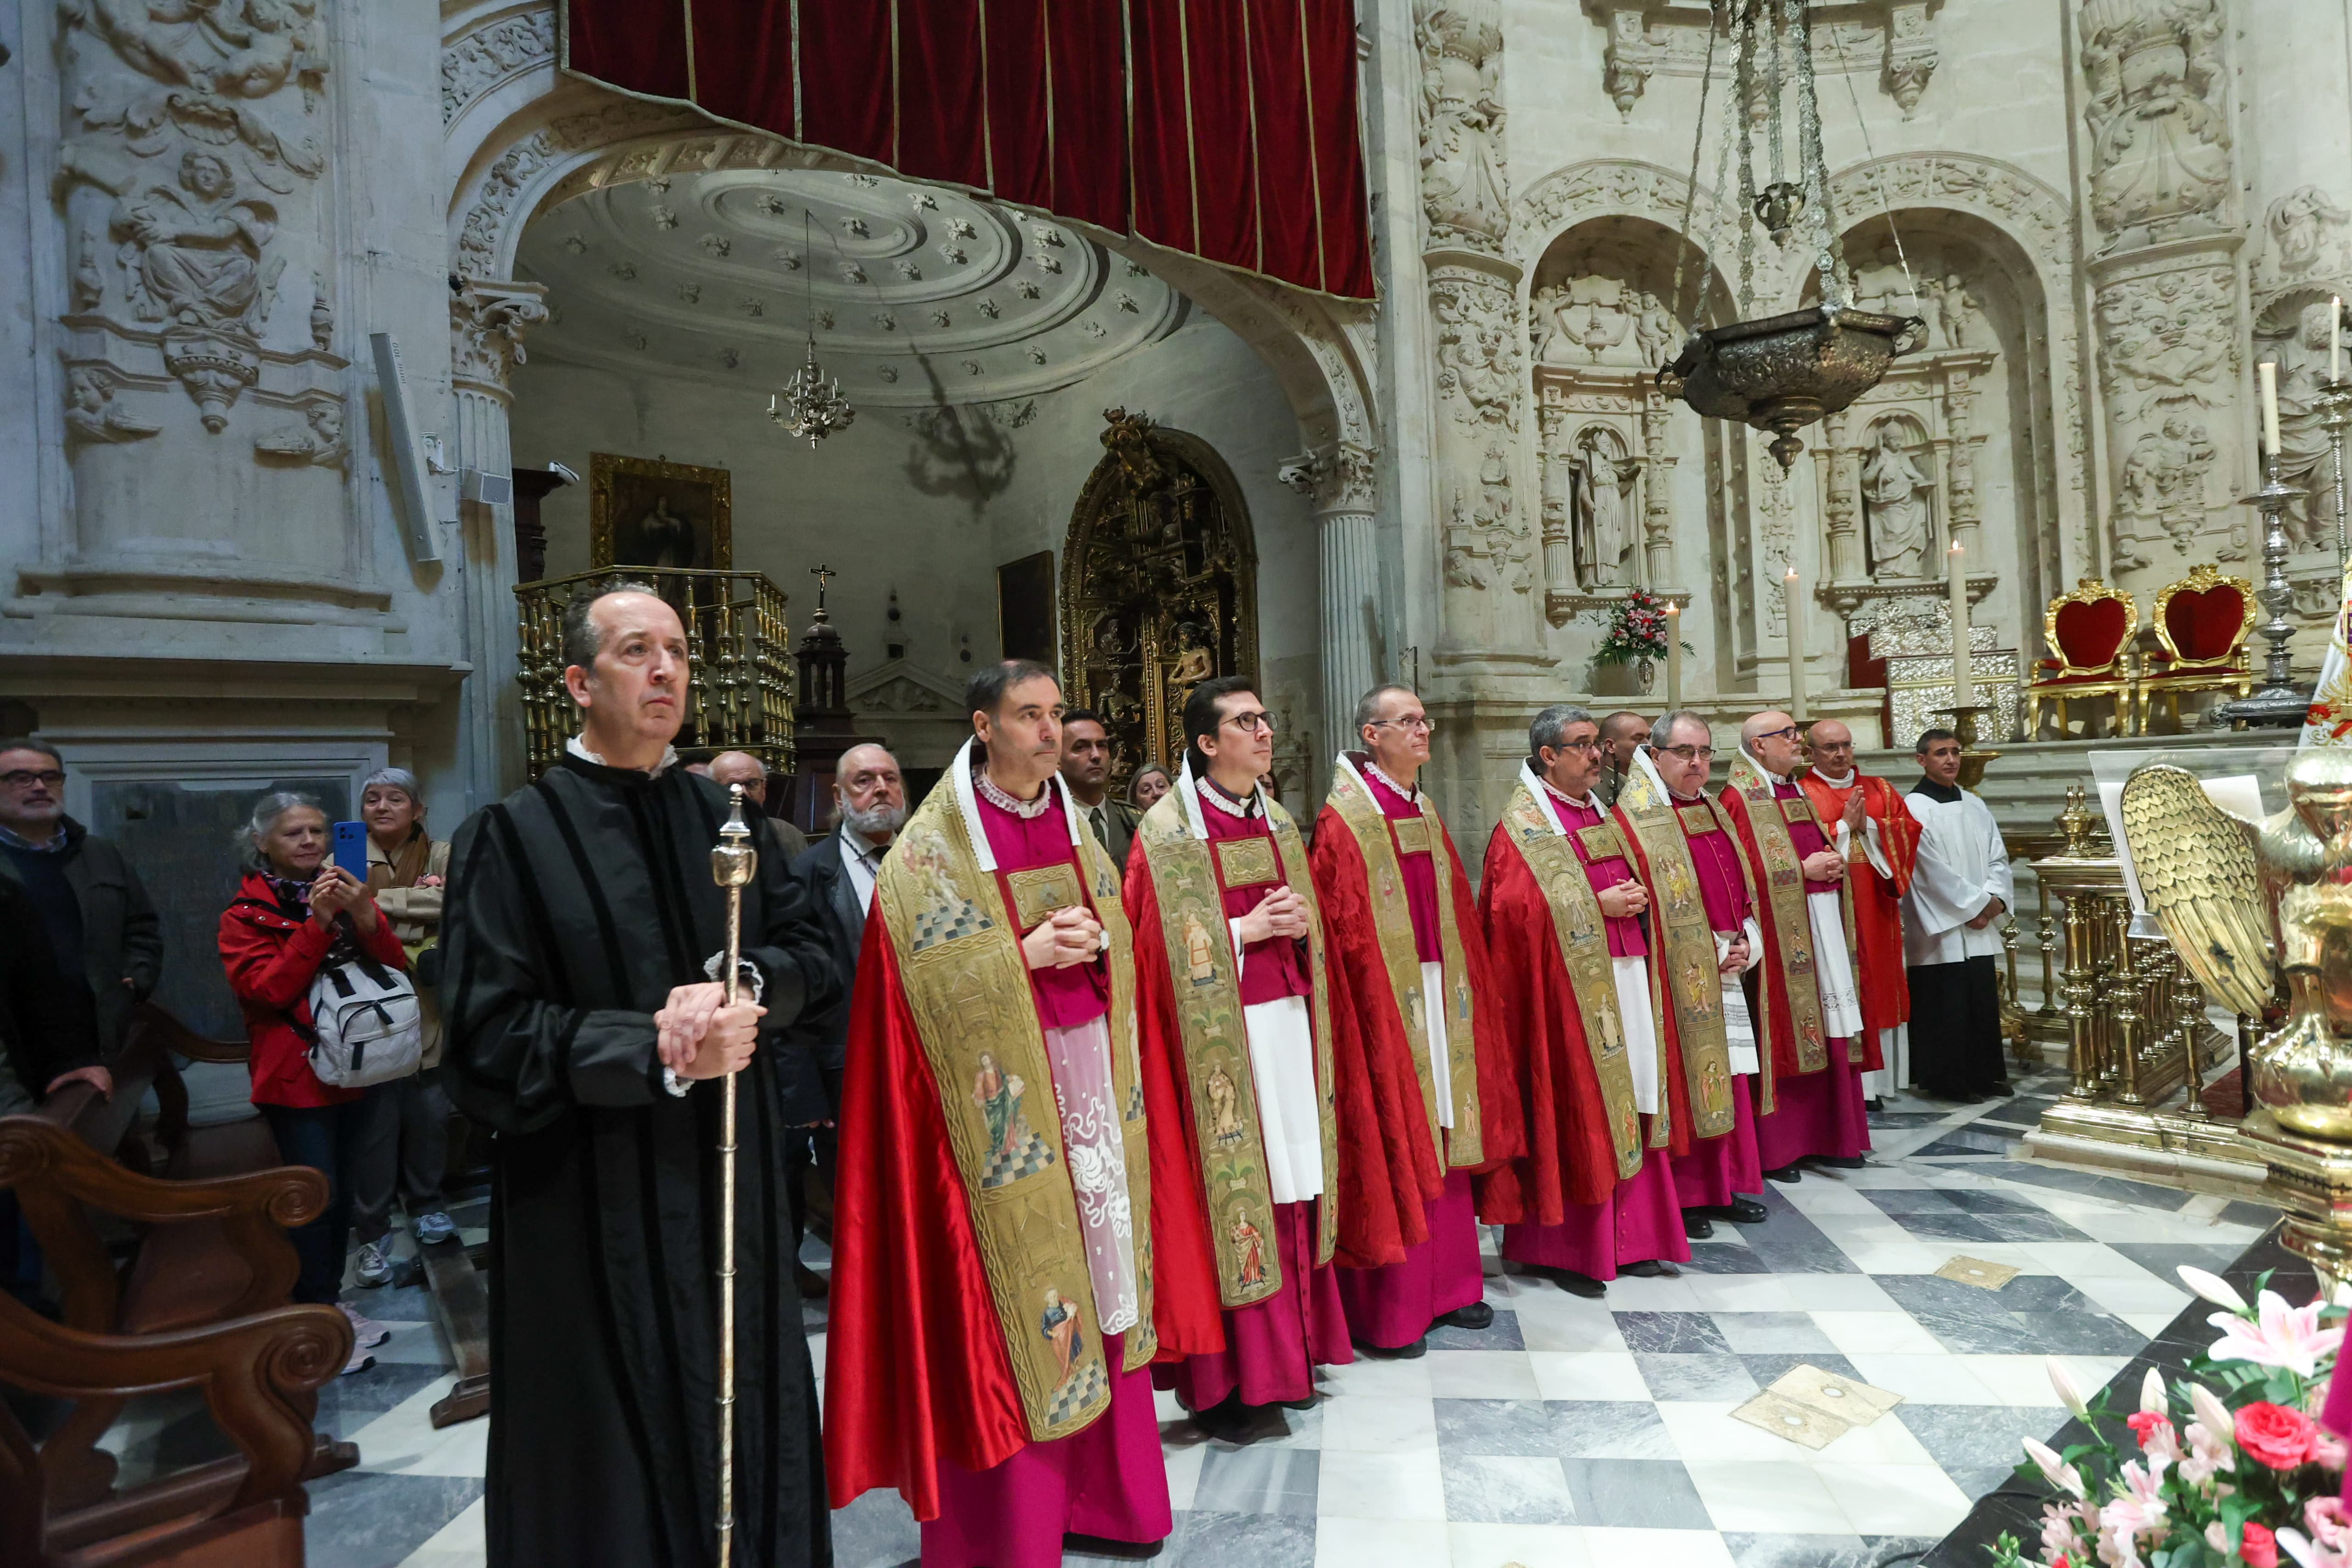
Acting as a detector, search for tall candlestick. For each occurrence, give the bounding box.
[1948,540,1973,711]
[1782,566,1808,721]
[1665,600,1682,708]
[2260,359,2282,460]
[2333,296,2343,385]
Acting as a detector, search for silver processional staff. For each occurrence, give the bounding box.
[709,784,758,1568]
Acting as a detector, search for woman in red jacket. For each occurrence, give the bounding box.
[218,791,407,1371]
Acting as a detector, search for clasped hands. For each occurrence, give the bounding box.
[1966,896,2007,931]
[1235,887,1309,945]
[656,980,766,1080]
[1597,877,1648,920]
[1022,905,1107,970]
[1718,933,1751,974]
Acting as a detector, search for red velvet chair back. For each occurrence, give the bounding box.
[2053,594,2130,671]
[2163,580,2247,662]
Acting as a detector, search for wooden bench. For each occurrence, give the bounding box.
[0,1005,358,1566]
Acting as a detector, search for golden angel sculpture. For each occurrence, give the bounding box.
[2118,750,2352,1138]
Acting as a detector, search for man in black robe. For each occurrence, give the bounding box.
[440,580,837,1568]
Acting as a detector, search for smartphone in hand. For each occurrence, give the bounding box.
[332,820,369,881]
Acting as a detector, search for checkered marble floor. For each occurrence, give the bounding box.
[147,1070,2273,1568]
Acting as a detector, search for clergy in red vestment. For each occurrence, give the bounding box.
[1309,685,1521,1350]
[1798,718,1919,1107]
[827,661,1217,1568]
[1125,675,1353,1432]
[1634,712,1770,1236]
[1479,704,1686,1298]
[1720,711,1871,1184]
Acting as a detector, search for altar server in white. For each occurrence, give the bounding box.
[1899,728,2015,1103]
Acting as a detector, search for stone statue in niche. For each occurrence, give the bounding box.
[2116,415,2218,554]
[1414,0,1509,248]
[114,149,281,333]
[1861,424,1936,578]
[2262,301,2341,549]
[2078,0,2230,238]
[63,367,159,445]
[1632,291,1679,367]
[1571,427,1637,589]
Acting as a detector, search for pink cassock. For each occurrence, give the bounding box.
[1157,1201,1353,1409]
[1334,767,1488,1348]
[923,1334,1170,1568]
[1753,779,1873,1168]
[1669,794,1765,1206]
[1496,785,1686,1279]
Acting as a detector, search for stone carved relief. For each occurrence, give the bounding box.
[253,399,347,468]
[1848,250,1987,351]
[450,276,551,397]
[443,8,556,125]
[1575,3,1937,118]
[2254,187,2352,306]
[1433,274,1522,438]
[2078,0,2231,243]
[2255,297,2341,551]
[1531,275,1681,369]
[2095,265,2236,425]
[55,0,332,433]
[1860,418,1935,578]
[1414,0,1510,251]
[1570,424,1640,589]
[63,366,160,445]
[2115,415,2220,554]
[2096,259,2242,569]
[1277,442,1378,514]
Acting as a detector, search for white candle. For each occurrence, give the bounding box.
[2260,360,2282,459]
[1783,567,1808,722]
[1665,600,1682,708]
[2334,296,2344,385]
[1948,540,1973,711]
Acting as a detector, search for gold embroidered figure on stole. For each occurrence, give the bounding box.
[1205,1065,1243,1145]
[1182,913,1217,985]
[1231,1210,1267,1288]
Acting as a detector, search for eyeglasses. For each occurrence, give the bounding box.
[1653,745,1715,763]
[0,770,64,789]
[1368,716,1435,734]
[1547,737,1603,754]
[1753,725,1800,744]
[1222,712,1273,734]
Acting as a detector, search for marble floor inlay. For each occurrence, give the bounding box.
[113,1070,2268,1568]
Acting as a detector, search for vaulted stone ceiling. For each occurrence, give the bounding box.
[516,167,1188,405]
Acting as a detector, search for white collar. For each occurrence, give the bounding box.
[566,733,680,777]
[1176,754,1267,840]
[1363,757,1419,802]
[948,737,1086,872]
[1811,768,1856,788]
[976,763,1055,819]
[1196,773,1254,819]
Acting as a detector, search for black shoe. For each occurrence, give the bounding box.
[1188,1393,1248,1437]
[1620,1259,1677,1278]
[1986,1081,2017,1097]
[1539,1267,1608,1298]
[1720,1196,1770,1224]
[1277,1394,1319,1411]
[1928,1088,1985,1104]
[1683,1210,1716,1240]
[1809,1155,1867,1170]
[1353,1335,1429,1359]
[1763,1162,1804,1184]
[1865,1096,1886,1113]
[1436,1301,1495,1331]
[1065,1533,1164,1559]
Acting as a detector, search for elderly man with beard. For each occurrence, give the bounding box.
[1478,705,1685,1297]
[1719,712,1871,1183]
[783,742,907,1293]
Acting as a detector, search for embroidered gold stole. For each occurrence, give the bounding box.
[1724,751,1860,1073]
[1322,765,1485,1169]
[1134,791,1338,1306]
[875,781,1155,1443]
[1614,767,1736,1141]
[1498,778,1645,1179]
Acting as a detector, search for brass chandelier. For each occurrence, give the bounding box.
[768,208,854,448]
[1656,0,1922,470]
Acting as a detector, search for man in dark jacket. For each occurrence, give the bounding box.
[783,742,904,1291]
[0,738,164,1064]
[0,874,110,1303]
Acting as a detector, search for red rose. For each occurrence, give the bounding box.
[2124,1410,2173,1449]
[2236,1402,2319,1470]
[2241,1520,2279,1568]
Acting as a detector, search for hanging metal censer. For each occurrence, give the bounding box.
[1655,0,1922,471]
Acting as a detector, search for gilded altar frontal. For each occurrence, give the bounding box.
[7,0,2352,1562]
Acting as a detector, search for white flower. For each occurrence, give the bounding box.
[2189,1382,2237,1448]
[2049,1358,2091,1419]
[2179,1265,2249,1313]
[2139,1367,2168,1416]
[2024,1435,2087,1500]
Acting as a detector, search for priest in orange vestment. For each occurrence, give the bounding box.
[1310,684,1521,1352]
[1799,719,1919,1107]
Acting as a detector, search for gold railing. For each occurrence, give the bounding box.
[514,569,795,778]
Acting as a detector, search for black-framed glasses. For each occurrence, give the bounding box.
[0,769,63,789]
[1548,737,1603,754]
[1753,725,1800,744]
[1653,745,1714,763]
[1368,716,1435,734]
[1222,711,1273,734]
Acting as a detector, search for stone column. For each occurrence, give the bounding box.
[450,277,550,808]
[1538,402,1576,618]
[1818,410,1865,582]
[1286,442,1382,757]
[1638,389,1677,587]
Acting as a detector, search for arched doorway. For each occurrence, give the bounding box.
[1060,409,1258,783]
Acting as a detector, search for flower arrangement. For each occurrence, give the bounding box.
[1990,1266,2348,1568]
[1590,587,1692,667]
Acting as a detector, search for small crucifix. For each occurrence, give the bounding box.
[809,563,834,612]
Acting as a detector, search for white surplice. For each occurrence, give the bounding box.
[1900,784,2013,967]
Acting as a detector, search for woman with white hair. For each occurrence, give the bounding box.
[345,768,458,1286]
[217,790,406,1374]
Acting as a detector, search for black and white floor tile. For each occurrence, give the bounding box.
[197,1072,2269,1568]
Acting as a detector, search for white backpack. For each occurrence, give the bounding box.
[304,954,424,1088]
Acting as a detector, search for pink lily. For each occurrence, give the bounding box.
[2210,1289,2347,1380]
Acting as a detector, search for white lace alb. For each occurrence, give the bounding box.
[974,763,1054,819]
[1195,775,1256,820]
[1363,758,1420,802]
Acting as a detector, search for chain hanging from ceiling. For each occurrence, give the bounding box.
[768,208,854,448]
[1656,0,1923,471]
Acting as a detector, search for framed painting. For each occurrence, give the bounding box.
[588,453,733,572]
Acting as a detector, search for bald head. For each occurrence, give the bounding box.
[1742,710,1804,778]
[1808,719,1857,778]
[1600,710,1650,772]
[708,750,768,806]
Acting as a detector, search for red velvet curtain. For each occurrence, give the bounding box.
[560,0,1376,300]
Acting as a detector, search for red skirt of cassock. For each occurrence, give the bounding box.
[1155,1201,1353,1409]
[1754,1049,1873,1167]
[1668,1073,1764,1208]
[1334,1168,1487,1349]
[1499,1144,1688,1279]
